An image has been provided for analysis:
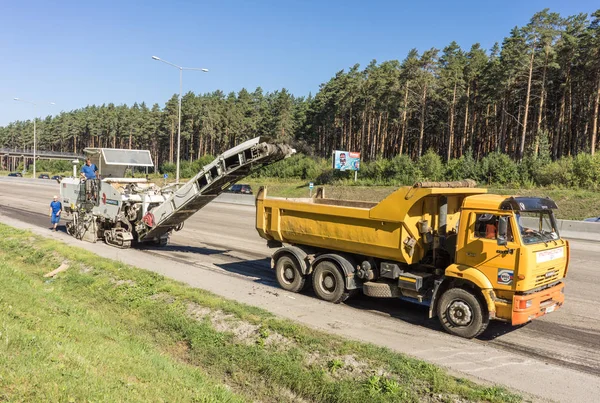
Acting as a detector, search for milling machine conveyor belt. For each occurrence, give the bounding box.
[139,137,295,241]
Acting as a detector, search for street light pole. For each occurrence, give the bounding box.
[33,110,36,178]
[177,67,182,184]
[152,56,208,183]
[14,98,55,179]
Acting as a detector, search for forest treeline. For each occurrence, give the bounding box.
[1,8,600,169]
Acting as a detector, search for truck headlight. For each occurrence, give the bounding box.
[518,299,533,309]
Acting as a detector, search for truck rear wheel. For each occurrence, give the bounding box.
[312,261,349,304]
[437,288,489,338]
[275,254,306,293]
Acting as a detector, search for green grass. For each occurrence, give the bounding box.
[0,223,521,402]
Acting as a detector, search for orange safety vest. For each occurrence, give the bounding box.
[485,223,497,239]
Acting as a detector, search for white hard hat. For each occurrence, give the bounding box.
[53,195,58,199]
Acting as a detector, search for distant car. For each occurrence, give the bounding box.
[51,175,63,181]
[8,172,22,177]
[38,174,50,179]
[584,216,600,223]
[227,184,252,194]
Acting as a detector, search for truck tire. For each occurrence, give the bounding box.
[437,288,489,338]
[363,281,401,298]
[312,260,349,304]
[275,254,307,293]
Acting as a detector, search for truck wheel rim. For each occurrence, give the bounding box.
[447,300,473,326]
[283,265,295,284]
[321,273,336,293]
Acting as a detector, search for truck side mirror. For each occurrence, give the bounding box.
[497,216,508,246]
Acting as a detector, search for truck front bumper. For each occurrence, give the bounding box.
[512,282,564,326]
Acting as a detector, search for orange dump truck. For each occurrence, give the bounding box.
[255,180,568,338]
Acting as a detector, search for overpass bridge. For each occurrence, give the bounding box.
[1,148,84,171]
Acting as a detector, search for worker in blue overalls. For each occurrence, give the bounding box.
[80,158,98,179]
[80,158,99,202]
[49,195,62,231]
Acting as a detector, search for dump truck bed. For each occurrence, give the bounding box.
[256,184,487,264]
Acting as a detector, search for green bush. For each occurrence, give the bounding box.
[572,153,600,189]
[418,149,445,181]
[534,157,574,188]
[190,155,216,173]
[361,158,393,183]
[160,162,176,174]
[36,159,74,173]
[156,148,600,189]
[389,155,422,185]
[476,153,520,186]
[445,151,477,181]
[254,154,328,180]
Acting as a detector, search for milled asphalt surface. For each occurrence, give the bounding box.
[1,177,600,402]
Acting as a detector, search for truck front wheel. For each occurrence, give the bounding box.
[275,254,307,293]
[312,261,349,304]
[437,288,489,338]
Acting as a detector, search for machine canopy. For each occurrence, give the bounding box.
[83,148,154,178]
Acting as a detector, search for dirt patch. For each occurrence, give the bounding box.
[277,386,311,403]
[151,293,176,304]
[79,264,93,274]
[166,340,192,364]
[185,302,297,348]
[186,301,211,318]
[305,352,382,380]
[110,278,136,287]
[211,311,259,343]
[264,331,294,348]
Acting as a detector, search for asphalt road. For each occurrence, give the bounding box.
[1,177,599,402]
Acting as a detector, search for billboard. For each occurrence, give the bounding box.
[333,150,360,171]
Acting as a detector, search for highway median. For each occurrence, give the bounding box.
[0,222,520,402]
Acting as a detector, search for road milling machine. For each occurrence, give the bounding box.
[60,137,294,248]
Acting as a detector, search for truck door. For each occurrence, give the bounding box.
[456,212,520,291]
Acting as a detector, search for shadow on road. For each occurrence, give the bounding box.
[139,243,228,256]
[214,258,519,340]
[478,322,525,340]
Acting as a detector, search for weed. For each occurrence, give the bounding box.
[327,358,344,373]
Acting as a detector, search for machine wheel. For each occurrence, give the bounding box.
[154,237,168,247]
[66,221,75,236]
[274,254,307,293]
[437,287,489,338]
[312,260,349,304]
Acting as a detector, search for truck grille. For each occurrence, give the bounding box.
[535,268,560,287]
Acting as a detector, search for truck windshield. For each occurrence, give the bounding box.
[515,211,560,244]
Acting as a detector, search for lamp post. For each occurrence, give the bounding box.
[14,98,56,179]
[152,56,208,183]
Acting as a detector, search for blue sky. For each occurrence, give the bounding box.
[1,0,597,126]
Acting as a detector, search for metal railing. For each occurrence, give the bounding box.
[0,148,84,160]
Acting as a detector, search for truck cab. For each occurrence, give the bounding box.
[445,195,567,336]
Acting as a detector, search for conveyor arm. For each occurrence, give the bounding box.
[137,137,295,241]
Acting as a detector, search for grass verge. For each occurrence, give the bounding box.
[0,223,520,402]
